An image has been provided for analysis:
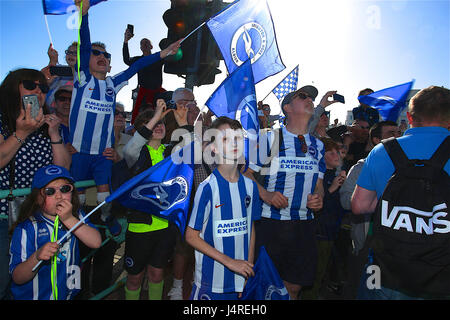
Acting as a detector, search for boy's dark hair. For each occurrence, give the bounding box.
[409,86,450,125]
[210,116,243,131]
[134,109,158,131]
[369,120,398,143]
[320,137,340,153]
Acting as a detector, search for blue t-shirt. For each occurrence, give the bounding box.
[189,169,261,293]
[357,127,450,198]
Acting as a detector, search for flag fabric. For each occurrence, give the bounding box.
[358,80,414,122]
[240,246,289,300]
[205,59,259,169]
[42,0,107,15]
[206,0,285,84]
[106,142,195,235]
[272,65,299,101]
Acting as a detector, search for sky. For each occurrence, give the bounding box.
[0,0,449,124]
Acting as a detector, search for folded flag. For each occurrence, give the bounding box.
[106,142,195,235]
[240,246,289,300]
[358,80,414,122]
[206,0,285,84]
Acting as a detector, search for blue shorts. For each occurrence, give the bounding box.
[70,153,112,187]
[190,283,239,300]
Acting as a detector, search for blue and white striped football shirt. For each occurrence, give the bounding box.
[9,211,95,300]
[69,14,162,154]
[249,127,326,221]
[189,169,261,293]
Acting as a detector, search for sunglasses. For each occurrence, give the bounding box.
[91,49,111,59]
[114,111,127,117]
[22,80,49,94]
[294,91,314,101]
[43,184,74,196]
[56,96,71,103]
[65,50,77,56]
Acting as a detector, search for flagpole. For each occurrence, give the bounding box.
[31,201,106,272]
[180,22,206,45]
[43,12,54,45]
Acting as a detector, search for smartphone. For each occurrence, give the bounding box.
[127,24,134,36]
[49,65,73,77]
[22,95,41,119]
[333,93,345,104]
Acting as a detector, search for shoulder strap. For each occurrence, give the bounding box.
[382,137,410,170]
[428,136,450,170]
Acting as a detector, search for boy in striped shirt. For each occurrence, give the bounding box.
[70,1,180,228]
[186,117,261,300]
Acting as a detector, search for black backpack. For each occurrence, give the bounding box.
[370,136,450,298]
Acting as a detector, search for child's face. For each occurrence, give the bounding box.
[213,124,244,162]
[89,45,111,76]
[151,122,166,140]
[324,148,341,169]
[39,179,73,216]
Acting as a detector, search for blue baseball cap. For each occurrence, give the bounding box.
[31,165,75,189]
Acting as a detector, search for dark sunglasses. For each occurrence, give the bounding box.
[114,111,127,117]
[22,80,49,94]
[91,49,111,59]
[43,184,74,196]
[56,96,71,103]
[65,49,77,56]
[294,91,314,101]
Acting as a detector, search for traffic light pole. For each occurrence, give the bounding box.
[185,74,195,91]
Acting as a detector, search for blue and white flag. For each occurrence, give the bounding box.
[106,142,195,235]
[205,59,259,168]
[206,0,285,84]
[358,80,414,122]
[241,246,289,300]
[272,65,299,101]
[42,0,106,15]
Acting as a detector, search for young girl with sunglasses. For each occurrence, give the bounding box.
[9,165,101,300]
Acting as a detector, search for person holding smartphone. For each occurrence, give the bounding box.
[0,68,71,299]
[123,25,166,124]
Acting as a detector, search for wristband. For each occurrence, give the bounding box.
[50,139,63,145]
[13,132,25,145]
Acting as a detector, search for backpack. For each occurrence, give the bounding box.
[370,136,450,297]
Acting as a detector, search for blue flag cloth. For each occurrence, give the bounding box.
[358,80,414,122]
[43,0,106,15]
[272,65,299,101]
[206,0,285,84]
[205,59,259,168]
[241,246,289,300]
[106,142,195,235]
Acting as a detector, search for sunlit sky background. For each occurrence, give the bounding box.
[1,0,449,123]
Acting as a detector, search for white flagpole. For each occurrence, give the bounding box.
[180,22,206,45]
[31,201,106,272]
[44,14,54,45]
